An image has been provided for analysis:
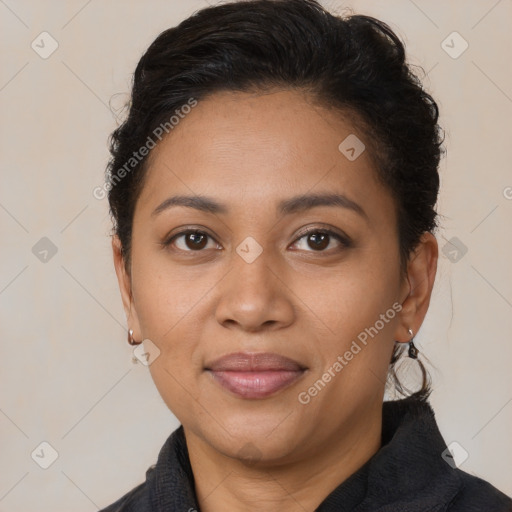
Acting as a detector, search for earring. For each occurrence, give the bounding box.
[127,328,142,346]
[407,328,418,359]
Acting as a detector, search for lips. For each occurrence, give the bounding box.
[205,352,307,399]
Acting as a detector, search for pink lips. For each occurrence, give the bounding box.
[205,352,306,399]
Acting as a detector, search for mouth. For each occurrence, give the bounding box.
[204,352,307,400]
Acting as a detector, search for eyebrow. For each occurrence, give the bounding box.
[151,192,368,220]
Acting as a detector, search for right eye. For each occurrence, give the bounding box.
[163,229,221,252]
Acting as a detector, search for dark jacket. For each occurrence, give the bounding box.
[99,397,512,511]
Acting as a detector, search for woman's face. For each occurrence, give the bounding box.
[114,89,431,464]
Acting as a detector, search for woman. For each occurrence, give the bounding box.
[100,0,512,510]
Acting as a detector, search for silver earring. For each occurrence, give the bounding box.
[407,328,418,359]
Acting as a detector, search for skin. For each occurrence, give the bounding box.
[113,89,438,512]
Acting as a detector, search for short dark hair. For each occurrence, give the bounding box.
[106,0,443,400]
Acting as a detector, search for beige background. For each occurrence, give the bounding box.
[1,0,511,510]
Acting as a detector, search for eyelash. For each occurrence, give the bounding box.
[162,226,352,255]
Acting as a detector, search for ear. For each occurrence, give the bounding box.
[394,232,438,342]
[112,235,142,340]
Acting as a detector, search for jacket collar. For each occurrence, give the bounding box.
[147,398,461,511]
[317,398,461,511]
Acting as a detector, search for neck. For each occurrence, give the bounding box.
[185,403,383,512]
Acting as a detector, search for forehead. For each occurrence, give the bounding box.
[136,89,394,221]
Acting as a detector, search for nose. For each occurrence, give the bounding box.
[214,247,295,332]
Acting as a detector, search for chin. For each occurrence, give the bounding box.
[194,408,309,464]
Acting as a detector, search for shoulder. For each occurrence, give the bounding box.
[447,469,512,511]
[380,398,512,511]
[98,424,196,511]
[98,466,155,512]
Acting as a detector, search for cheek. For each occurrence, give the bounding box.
[147,357,206,429]
[130,252,207,404]
[130,244,210,341]
[296,276,399,414]
[292,258,401,404]
[293,258,400,344]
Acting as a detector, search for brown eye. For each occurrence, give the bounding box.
[306,232,330,251]
[292,228,351,253]
[184,232,208,250]
[166,230,217,252]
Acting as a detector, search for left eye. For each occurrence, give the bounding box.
[291,229,349,252]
